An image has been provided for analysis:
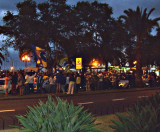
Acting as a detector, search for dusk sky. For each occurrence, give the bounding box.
[0,0,160,69]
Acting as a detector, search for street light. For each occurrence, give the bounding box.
[92,58,99,67]
[92,61,98,67]
[133,60,137,65]
[37,59,41,64]
[10,66,14,72]
[22,55,31,67]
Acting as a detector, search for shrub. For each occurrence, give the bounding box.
[110,93,160,132]
[132,93,160,111]
[14,96,101,132]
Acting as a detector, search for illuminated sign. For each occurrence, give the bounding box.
[76,58,82,69]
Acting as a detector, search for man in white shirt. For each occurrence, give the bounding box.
[24,72,36,94]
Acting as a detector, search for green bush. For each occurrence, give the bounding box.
[14,96,101,132]
[110,93,160,132]
[132,93,160,112]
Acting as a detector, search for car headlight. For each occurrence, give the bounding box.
[119,83,124,87]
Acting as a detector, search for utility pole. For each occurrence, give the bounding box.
[4,47,8,75]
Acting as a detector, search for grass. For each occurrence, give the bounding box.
[0,129,19,132]
[95,114,119,132]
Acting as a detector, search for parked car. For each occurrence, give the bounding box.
[0,77,11,93]
[118,80,130,89]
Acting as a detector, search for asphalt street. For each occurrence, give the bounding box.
[0,88,160,129]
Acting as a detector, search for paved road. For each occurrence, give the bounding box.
[0,89,160,129]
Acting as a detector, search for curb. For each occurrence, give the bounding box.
[0,87,160,101]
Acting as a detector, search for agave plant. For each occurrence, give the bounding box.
[110,93,160,132]
[14,96,101,132]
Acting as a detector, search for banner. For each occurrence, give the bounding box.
[32,46,47,68]
[76,58,82,69]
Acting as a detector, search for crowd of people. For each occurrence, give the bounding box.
[1,70,160,96]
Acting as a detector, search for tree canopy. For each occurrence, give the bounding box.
[0,0,160,75]
[120,6,160,86]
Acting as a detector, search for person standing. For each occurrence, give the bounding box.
[4,74,11,95]
[37,73,43,93]
[56,71,63,93]
[65,73,70,92]
[111,73,117,89]
[80,73,86,91]
[67,73,75,94]
[17,72,25,96]
[86,75,91,91]
[61,73,66,94]
[76,73,81,93]
[29,72,36,93]
[11,72,18,95]
[90,73,98,91]
[49,75,56,93]
[24,73,29,95]
[98,73,104,90]
[25,72,36,94]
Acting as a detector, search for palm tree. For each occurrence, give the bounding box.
[120,6,160,87]
[0,48,4,65]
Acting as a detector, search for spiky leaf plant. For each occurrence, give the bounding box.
[110,93,160,132]
[14,96,101,132]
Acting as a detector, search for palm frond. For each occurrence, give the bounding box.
[142,8,147,19]
[153,17,160,23]
[124,10,132,17]
[128,9,134,14]
[147,8,155,19]
[136,6,141,14]
[119,15,128,21]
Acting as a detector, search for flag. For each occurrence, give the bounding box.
[32,46,47,68]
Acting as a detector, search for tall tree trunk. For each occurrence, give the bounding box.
[82,64,86,73]
[135,54,143,87]
[46,43,53,73]
[135,35,143,87]
[105,60,108,71]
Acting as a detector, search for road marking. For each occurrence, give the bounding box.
[78,102,94,105]
[0,109,15,113]
[138,96,148,98]
[112,98,125,101]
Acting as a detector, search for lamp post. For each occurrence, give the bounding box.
[22,55,31,67]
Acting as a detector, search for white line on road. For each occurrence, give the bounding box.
[138,96,148,98]
[112,98,126,101]
[78,102,94,105]
[0,109,15,113]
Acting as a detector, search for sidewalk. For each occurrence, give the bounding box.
[0,87,159,101]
